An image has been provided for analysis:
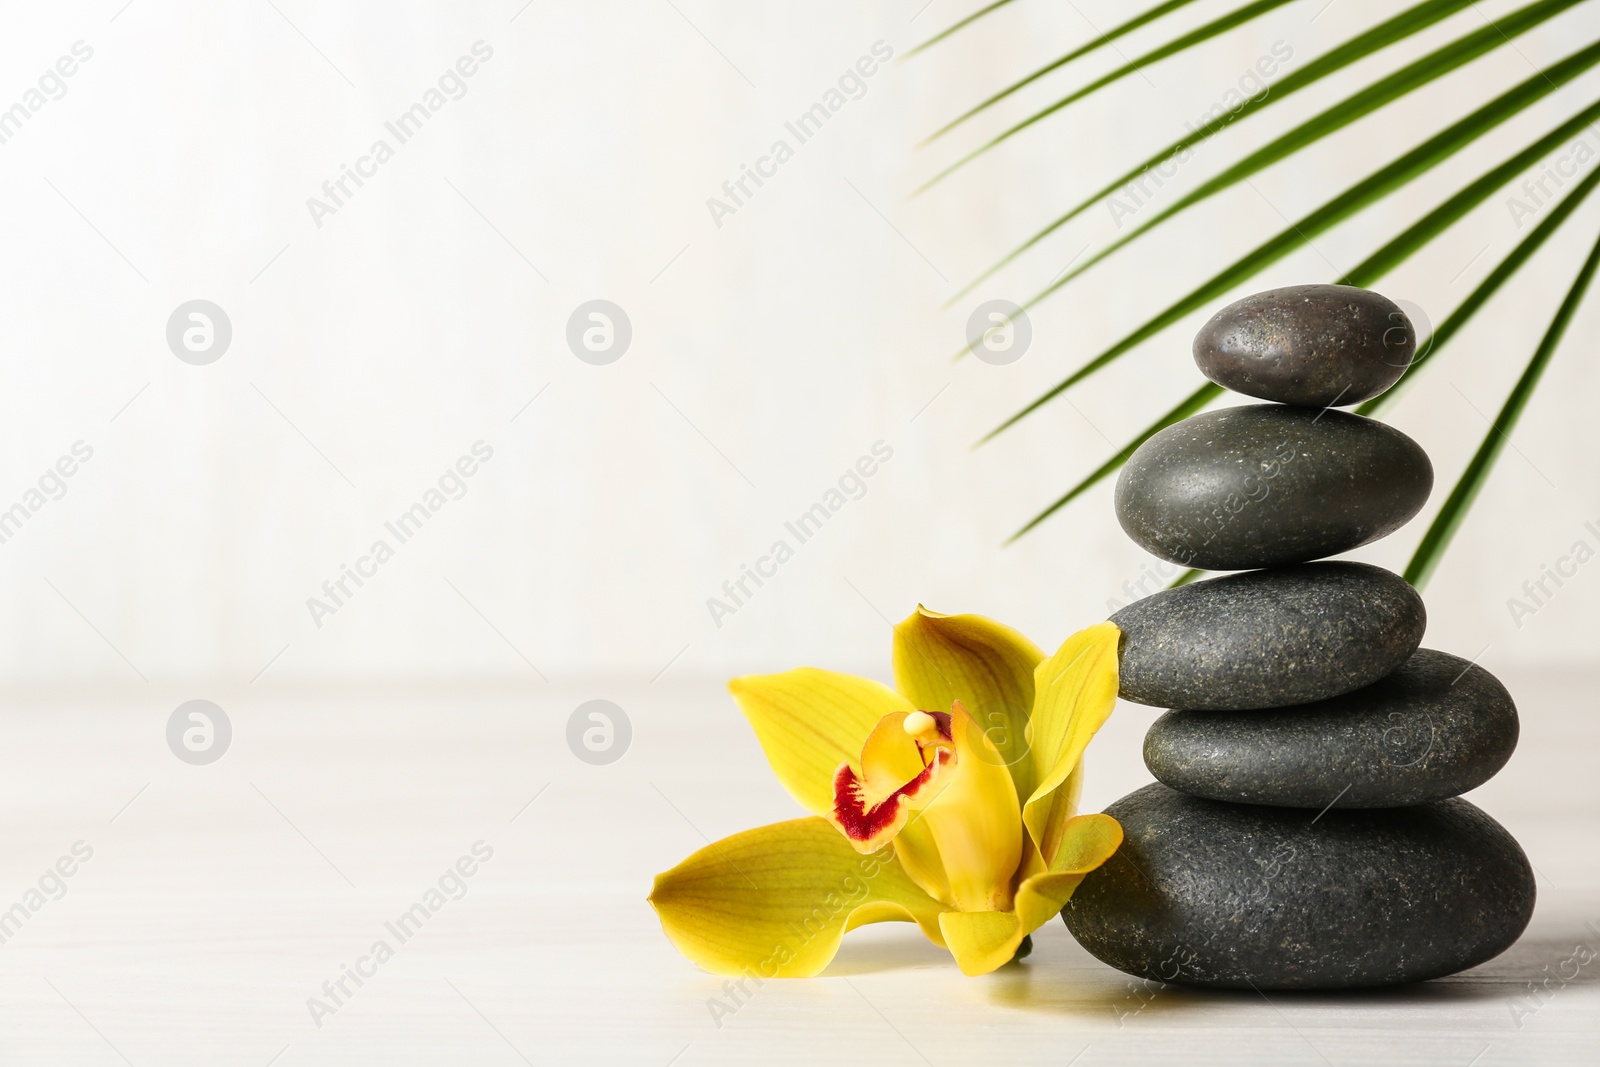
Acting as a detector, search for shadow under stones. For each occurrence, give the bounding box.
[981,925,1600,1015]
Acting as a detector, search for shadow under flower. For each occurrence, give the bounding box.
[822,929,952,976]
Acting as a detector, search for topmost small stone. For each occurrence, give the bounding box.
[1193,284,1415,408]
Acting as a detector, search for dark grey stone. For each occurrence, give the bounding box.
[1193,284,1415,407]
[1115,404,1432,570]
[1144,649,1518,808]
[1061,784,1535,989]
[1110,562,1425,711]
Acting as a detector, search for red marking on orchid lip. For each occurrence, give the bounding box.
[831,748,952,844]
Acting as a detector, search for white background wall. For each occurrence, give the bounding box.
[1,0,1598,688]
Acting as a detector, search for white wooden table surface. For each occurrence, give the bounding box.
[0,665,1593,1065]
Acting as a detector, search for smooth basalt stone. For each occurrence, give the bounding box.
[1144,649,1518,808]
[1194,284,1415,407]
[1061,784,1535,990]
[1110,561,1424,711]
[1115,404,1432,570]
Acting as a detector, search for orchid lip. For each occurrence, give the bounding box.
[830,711,954,853]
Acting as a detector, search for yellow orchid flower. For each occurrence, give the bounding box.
[649,609,1122,978]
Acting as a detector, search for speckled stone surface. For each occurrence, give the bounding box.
[1193,284,1414,407]
[1115,404,1432,570]
[1061,784,1535,989]
[1110,561,1425,710]
[1144,649,1518,808]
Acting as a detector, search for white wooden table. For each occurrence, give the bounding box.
[0,667,1592,1064]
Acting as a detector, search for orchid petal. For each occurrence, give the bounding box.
[891,820,952,907]
[649,817,946,978]
[892,607,1045,801]
[921,702,1023,913]
[938,909,1024,976]
[938,814,1122,975]
[1023,623,1121,865]
[729,669,913,817]
[1012,813,1124,936]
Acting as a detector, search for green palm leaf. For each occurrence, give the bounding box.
[949,0,1582,306]
[1340,98,1600,293]
[917,0,1298,195]
[903,0,1020,59]
[1358,134,1600,416]
[1008,383,1221,541]
[918,0,1205,141]
[982,37,1600,442]
[1405,222,1600,588]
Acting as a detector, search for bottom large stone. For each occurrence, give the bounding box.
[1062,784,1534,989]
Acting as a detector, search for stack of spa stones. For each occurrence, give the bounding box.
[1061,284,1536,990]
